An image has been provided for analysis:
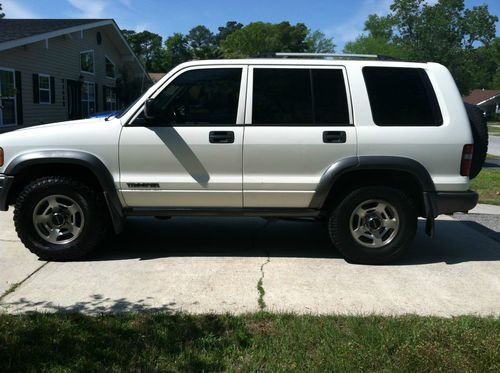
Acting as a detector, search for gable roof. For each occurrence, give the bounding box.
[0,19,107,43]
[463,89,500,105]
[0,19,150,82]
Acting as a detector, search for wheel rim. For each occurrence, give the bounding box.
[32,195,85,245]
[349,199,399,249]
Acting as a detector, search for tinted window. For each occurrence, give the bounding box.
[363,67,443,126]
[253,69,312,124]
[312,69,349,124]
[252,68,350,125]
[145,68,242,125]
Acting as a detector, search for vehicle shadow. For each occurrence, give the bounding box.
[88,217,500,265]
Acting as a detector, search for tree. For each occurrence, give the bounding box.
[187,25,219,60]
[163,33,193,71]
[344,14,407,59]
[122,29,164,72]
[344,0,498,93]
[216,21,244,45]
[0,3,4,18]
[305,30,336,53]
[221,22,309,58]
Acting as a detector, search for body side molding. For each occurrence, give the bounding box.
[4,150,124,233]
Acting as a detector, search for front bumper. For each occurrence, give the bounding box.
[0,175,14,211]
[425,190,479,217]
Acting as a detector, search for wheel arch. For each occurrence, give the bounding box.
[310,156,436,217]
[4,150,124,233]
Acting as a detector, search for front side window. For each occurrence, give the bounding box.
[141,68,242,126]
[39,74,51,104]
[105,57,115,78]
[81,50,94,74]
[81,81,95,117]
[252,68,350,125]
[363,67,443,126]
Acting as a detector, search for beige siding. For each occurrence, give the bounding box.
[0,26,126,125]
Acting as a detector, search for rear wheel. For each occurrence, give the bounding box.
[328,186,417,264]
[14,176,108,261]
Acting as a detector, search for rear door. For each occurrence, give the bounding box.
[243,65,357,208]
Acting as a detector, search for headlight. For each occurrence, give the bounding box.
[0,148,3,167]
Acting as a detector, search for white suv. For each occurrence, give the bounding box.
[0,56,485,264]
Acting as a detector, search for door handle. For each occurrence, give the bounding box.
[323,131,346,143]
[209,131,235,144]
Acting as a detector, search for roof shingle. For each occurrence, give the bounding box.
[0,19,110,44]
[463,89,500,105]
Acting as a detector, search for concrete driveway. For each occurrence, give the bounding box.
[0,209,499,316]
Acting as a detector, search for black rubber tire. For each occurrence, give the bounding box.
[328,186,417,265]
[14,176,108,261]
[464,102,488,179]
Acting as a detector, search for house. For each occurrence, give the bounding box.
[149,72,166,84]
[0,19,151,127]
[463,89,500,120]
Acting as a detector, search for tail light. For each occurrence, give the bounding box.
[460,144,474,177]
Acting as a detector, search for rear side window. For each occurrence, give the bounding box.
[363,67,443,126]
[252,68,350,125]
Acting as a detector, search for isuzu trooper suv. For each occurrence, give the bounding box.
[0,54,486,264]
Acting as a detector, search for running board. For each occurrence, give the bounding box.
[123,207,321,218]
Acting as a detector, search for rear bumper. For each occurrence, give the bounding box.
[0,175,14,211]
[425,190,479,217]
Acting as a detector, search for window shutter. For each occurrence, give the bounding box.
[32,74,39,104]
[94,83,98,112]
[103,86,107,110]
[50,76,56,104]
[15,71,23,125]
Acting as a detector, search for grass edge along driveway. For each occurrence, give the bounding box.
[0,313,498,371]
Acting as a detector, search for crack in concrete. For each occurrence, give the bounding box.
[0,262,49,302]
[257,257,270,310]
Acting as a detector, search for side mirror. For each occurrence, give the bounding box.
[143,98,156,119]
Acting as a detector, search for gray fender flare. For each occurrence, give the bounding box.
[309,156,436,218]
[5,150,124,234]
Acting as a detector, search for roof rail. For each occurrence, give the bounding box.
[274,52,400,61]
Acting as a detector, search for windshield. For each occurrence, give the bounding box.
[116,96,142,119]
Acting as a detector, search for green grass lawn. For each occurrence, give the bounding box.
[488,126,500,135]
[471,168,500,205]
[0,313,498,371]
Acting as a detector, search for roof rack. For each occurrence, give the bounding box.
[274,52,400,61]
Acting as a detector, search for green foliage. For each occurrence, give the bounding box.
[0,313,499,371]
[163,33,193,72]
[123,21,334,72]
[344,0,498,93]
[305,30,336,53]
[221,21,310,58]
[121,29,164,73]
[0,3,4,18]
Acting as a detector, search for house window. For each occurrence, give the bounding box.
[104,86,117,111]
[38,74,51,104]
[80,50,94,74]
[81,81,95,117]
[105,56,115,78]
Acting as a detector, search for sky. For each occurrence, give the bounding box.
[2,0,499,50]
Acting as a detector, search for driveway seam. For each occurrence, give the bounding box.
[0,262,49,302]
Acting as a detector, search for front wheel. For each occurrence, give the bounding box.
[328,187,417,264]
[14,177,108,261]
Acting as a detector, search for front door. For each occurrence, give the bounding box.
[119,65,247,208]
[67,79,82,120]
[0,69,17,126]
[243,65,357,208]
